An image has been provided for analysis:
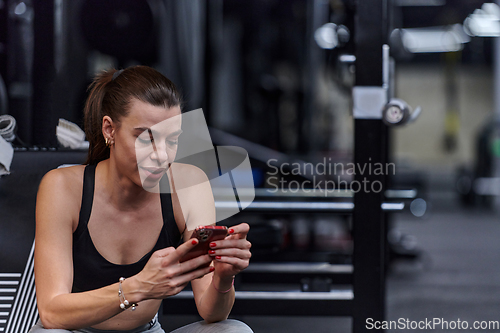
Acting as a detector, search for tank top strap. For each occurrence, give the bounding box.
[74,164,96,240]
[160,174,183,247]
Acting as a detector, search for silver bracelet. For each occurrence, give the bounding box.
[118,277,138,311]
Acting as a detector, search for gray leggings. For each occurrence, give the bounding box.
[28,316,253,333]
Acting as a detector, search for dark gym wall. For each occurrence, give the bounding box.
[3,0,206,147]
[3,0,88,146]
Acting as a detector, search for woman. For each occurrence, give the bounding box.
[29,66,253,332]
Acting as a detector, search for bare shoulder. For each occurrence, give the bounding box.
[37,165,86,230]
[169,162,210,189]
[39,165,85,196]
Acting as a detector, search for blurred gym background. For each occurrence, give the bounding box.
[1,0,500,332]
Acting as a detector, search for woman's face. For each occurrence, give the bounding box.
[112,98,182,191]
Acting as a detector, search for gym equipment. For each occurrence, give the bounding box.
[382,98,422,126]
[164,2,421,328]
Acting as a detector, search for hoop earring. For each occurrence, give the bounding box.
[105,138,111,148]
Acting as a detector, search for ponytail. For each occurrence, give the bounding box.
[83,70,115,165]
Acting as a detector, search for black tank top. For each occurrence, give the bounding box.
[72,164,183,292]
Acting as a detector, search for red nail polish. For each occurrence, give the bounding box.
[210,242,216,248]
[192,239,198,245]
[209,266,215,272]
[215,256,221,260]
[209,250,216,255]
[228,228,234,234]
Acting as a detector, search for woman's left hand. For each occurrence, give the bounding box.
[209,223,251,278]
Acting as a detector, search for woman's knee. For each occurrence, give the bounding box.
[170,319,253,333]
[218,319,253,333]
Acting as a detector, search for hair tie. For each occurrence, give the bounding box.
[112,69,124,81]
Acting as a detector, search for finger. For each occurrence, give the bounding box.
[154,247,176,259]
[214,256,250,270]
[171,264,215,286]
[163,255,211,280]
[210,239,252,250]
[167,238,201,263]
[227,223,250,238]
[209,248,251,260]
[178,254,213,274]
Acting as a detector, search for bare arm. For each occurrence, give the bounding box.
[175,167,250,323]
[191,223,251,323]
[34,168,125,329]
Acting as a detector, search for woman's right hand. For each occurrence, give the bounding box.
[133,239,214,300]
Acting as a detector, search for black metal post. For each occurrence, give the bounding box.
[352,0,390,332]
[32,0,56,146]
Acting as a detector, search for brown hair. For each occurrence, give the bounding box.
[83,65,182,165]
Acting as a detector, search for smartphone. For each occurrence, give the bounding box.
[180,225,228,264]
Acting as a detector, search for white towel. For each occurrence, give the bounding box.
[56,119,89,149]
